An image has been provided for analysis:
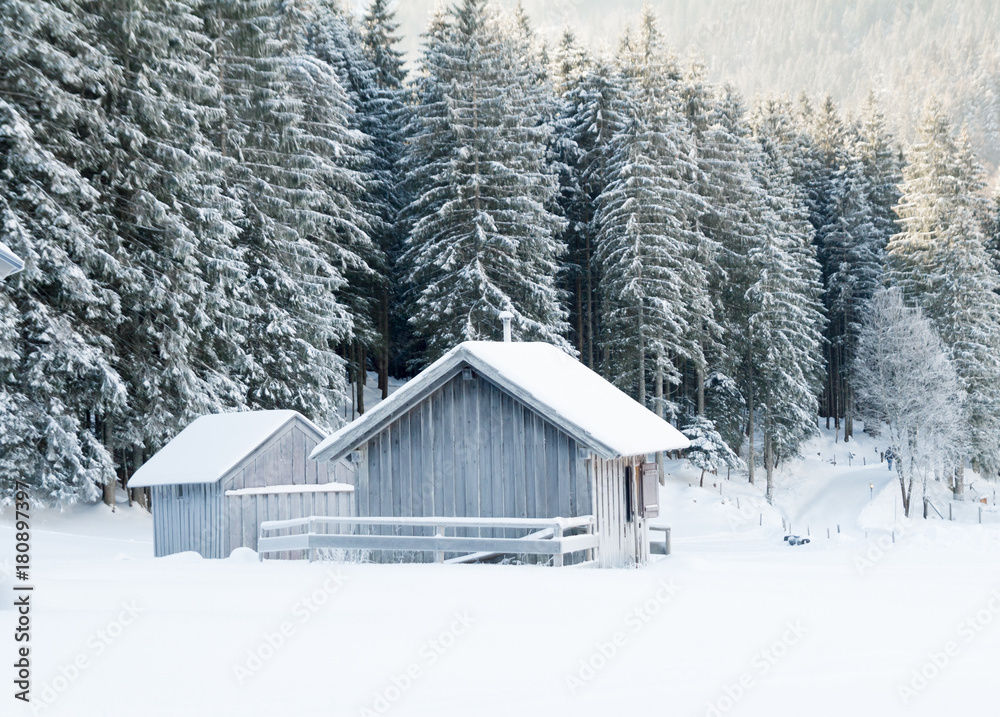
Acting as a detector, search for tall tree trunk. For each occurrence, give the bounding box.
[954,461,965,498]
[844,383,853,442]
[832,343,840,435]
[585,235,594,369]
[575,274,583,357]
[895,450,908,515]
[130,445,146,509]
[696,366,705,417]
[102,416,115,509]
[356,341,366,415]
[379,291,389,399]
[764,419,774,503]
[349,342,355,421]
[747,359,755,487]
[655,364,664,485]
[637,306,646,406]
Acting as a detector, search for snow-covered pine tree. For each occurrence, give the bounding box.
[888,100,1000,487]
[302,0,388,415]
[684,80,758,434]
[93,0,251,483]
[305,1,405,408]
[400,0,569,363]
[0,108,126,504]
[821,157,882,440]
[360,0,411,394]
[748,108,827,500]
[594,7,709,416]
[550,29,591,363]
[564,53,631,370]
[681,415,744,487]
[986,192,1000,275]
[202,0,366,425]
[0,0,128,502]
[805,96,866,438]
[854,92,903,256]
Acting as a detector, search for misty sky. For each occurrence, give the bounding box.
[347,0,1000,174]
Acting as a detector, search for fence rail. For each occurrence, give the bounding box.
[924,497,999,524]
[258,515,599,566]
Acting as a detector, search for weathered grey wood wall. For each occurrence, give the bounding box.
[224,489,353,555]
[351,370,592,554]
[151,482,226,558]
[151,419,352,558]
[221,423,346,494]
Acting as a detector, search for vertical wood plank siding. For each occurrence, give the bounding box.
[356,372,594,556]
[151,419,350,558]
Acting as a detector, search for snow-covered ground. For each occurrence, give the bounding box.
[3,426,1000,717]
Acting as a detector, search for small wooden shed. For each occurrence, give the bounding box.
[310,341,690,567]
[129,410,352,558]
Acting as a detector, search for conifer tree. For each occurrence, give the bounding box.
[360,0,411,393]
[685,81,760,431]
[740,104,827,498]
[595,7,709,415]
[94,0,250,474]
[681,415,744,487]
[563,53,631,370]
[550,30,591,362]
[401,0,569,363]
[0,0,128,502]
[854,92,903,253]
[888,100,1000,486]
[203,0,368,425]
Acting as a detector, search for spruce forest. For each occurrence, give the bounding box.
[3,0,999,508]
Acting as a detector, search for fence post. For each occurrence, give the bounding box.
[553,521,564,567]
[308,518,316,563]
[664,527,671,556]
[587,518,595,562]
[435,525,445,564]
[949,502,953,521]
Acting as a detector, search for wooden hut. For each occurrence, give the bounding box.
[129,411,353,558]
[309,340,690,567]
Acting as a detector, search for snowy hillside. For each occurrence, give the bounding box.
[4,426,999,717]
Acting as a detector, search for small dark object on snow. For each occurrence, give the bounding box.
[784,535,811,546]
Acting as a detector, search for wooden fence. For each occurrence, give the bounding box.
[258,515,598,566]
[924,497,1000,524]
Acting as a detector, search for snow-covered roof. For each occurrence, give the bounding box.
[129,411,326,488]
[0,240,24,278]
[310,341,690,463]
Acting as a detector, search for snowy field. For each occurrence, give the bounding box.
[3,427,1000,717]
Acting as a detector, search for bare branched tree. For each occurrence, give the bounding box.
[853,288,965,516]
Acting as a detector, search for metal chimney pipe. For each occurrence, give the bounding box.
[498,310,513,342]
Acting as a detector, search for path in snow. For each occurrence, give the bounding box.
[763,427,900,538]
[787,464,897,534]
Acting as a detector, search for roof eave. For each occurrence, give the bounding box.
[309,350,467,463]
[310,343,690,464]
